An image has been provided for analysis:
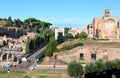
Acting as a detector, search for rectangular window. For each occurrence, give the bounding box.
[91,54,96,61]
[80,53,84,60]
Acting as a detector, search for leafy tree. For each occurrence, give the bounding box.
[114,59,120,70]
[25,38,31,53]
[24,18,51,32]
[79,32,87,39]
[63,34,68,41]
[64,27,70,34]
[45,37,57,57]
[13,19,23,28]
[48,29,55,38]
[85,60,105,75]
[94,60,106,73]
[7,16,13,26]
[75,33,79,39]
[41,21,52,29]
[67,60,83,78]
[68,33,74,40]
[85,62,97,74]
[29,39,35,51]
[63,33,74,41]
[34,35,41,46]
[105,60,116,71]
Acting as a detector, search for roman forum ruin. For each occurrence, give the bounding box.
[51,9,120,64]
[88,9,120,39]
[0,26,35,64]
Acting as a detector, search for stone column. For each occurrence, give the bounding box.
[1,53,5,61]
[6,54,10,61]
[0,54,3,61]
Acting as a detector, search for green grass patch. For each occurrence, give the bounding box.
[23,75,31,78]
[0,70,7,74]
[55,42,83,52]
[11,70,26,73]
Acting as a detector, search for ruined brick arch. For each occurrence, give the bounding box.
[103,51,108,61]
[0,53,17,62]
[1,53,7,61]
[14,56,18,62]
[104,19,116,39]
[106,19,115,22]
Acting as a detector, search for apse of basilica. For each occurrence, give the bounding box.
[88,9,120,39]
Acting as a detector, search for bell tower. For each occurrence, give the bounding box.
[105,9,110,17]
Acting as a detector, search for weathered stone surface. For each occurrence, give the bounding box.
[53,43,120,64]
[88,9,120,39]
[0,26,36,62]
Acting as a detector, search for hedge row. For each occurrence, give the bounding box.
[85,59,120,74]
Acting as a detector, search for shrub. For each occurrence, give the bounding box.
[85,62,97,74]
[114,59,120,70]
[0,70,7,74]
[85,60,105,74]
[39,75,45,78]
[67,60,83,78]
[23,75,31,78]
[105,60,116,71]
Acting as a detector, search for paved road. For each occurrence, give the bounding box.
[17,46,46,70]
[0,44,47,71]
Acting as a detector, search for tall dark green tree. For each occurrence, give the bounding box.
[45,37,57,57]
[25,38,31,53]
[7,16,13,26]
[64,27,70,34]
[13,19,23,28]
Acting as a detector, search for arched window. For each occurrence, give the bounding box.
[103,52,108,61]
[14,56,18,62]
[91,26,93,28]
[2,53,7,61]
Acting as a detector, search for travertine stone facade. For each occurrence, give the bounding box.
[88,9,120,39]
[68,28,88,37]
[53,43,120,63]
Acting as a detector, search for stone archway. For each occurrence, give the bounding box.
[8,53,12,59]
[104,19,116,39]
[14,56,18,62]
[2,53,7,61]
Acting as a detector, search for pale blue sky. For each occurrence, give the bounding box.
[0,0,120,28]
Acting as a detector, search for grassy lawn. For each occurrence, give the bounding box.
[0,70,67,78]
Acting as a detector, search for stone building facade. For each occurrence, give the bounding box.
[68,28,83,36]
[53,43,120,64]
[87,9,120,39]
[55,28,64,40]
